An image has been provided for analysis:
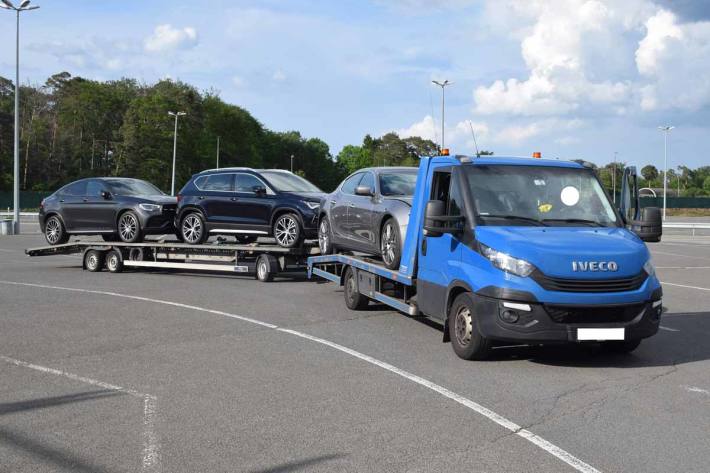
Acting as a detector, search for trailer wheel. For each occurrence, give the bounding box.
[84,250,104,272]
[255,254,277,282]
[343,266,368,310]
[105,250,124,273]
[601,339,642,354]
[448,293,492,360]
[128,247,145,261]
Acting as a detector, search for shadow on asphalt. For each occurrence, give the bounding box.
[0,390,123,416]
[246,453,346,473]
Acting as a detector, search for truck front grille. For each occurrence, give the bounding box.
[532,270,647,293]
[545,303,645,324]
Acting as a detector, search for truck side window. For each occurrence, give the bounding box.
[431,171,462,216]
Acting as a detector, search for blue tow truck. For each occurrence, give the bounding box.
[308,153,663,360]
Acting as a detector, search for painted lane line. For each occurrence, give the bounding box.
[0,354,160,472]
[654,251,710,262]
[661,282,710,292]
[0,280,599,473]
[659,326,680,332]
[278,328,600,473]
[682,385,710,396]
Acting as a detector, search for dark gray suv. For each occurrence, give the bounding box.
[39,178,177,245]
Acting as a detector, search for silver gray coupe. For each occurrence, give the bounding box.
[317,167,418,269]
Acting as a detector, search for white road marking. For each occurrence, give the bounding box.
[682,385,710,396]
[661,282,710,292]
[654,251,710,262]
[0,354,160,472]
[659,326,680,332]
[0,280,599,473]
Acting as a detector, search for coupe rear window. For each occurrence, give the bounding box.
[379,172,417,196]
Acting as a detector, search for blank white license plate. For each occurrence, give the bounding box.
[577,328,625,341]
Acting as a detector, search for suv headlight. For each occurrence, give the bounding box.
[480,243,534,277]
[643,259,656,277]
[303,201,320,210]
[139,203,161,212]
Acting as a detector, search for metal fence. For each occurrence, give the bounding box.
[640,196,710,208]
[0,191,51,211]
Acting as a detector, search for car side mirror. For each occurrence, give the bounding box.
[355,185,374,196]
[628,206,662,242]
[101,191,112,200]
[253,185,267,196]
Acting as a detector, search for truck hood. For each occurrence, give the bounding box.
[475,226,650,279]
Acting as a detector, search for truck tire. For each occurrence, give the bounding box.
[84,250,104,272]
[448,293,492,360]
[105,249,124,273]
[343,266,368,310]
[255,254,278,282]
[602,339,641,354]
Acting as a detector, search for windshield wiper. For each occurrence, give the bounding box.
[479,214,548,226]
[542,218,605,227]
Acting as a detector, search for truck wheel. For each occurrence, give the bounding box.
[343,266,368,310]
[44,215,69,245]
[84,250,104,272]
[318,216,334,254]
[448,293,492,360]
[255,254,278,282]
[273,213,303,248]
[602,339,641,354]
[380,218,401,270]
[105,250,124,273]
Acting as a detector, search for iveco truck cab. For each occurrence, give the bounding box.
[309,153,663,360]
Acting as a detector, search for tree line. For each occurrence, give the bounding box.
[1,72,708,199]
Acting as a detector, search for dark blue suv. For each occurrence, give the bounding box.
[176,168,324,247]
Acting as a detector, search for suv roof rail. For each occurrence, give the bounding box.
[199,167,254,173]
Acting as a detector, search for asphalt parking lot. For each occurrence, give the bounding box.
[1,229,709,472]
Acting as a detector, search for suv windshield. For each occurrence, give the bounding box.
[106,179,164,196]
[464,165,618,227]
[260,171,322,193]
[379,171,418,196]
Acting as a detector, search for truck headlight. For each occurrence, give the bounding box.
[480,243,534,277]
[303,201,320,210]
[139,203,161,212]
[643,259,656,277]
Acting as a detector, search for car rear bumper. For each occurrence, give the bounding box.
[472,287,663,343]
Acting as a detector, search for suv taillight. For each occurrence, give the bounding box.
[176,194,182,203]
[39,199,44,209]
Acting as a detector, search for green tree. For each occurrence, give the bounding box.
[641,165,659,183]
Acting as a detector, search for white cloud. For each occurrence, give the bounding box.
[272,69,287,82]
[144,24,198,53]
[474,1,710,115]
[394,115,489,146]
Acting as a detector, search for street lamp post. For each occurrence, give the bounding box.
[290,154,294,173]
[657,125,674,221]
[612,151,618,203]
[431,80,452,151]
[216,136,220,169]
[1,0,40,234]
[168,111,186,196]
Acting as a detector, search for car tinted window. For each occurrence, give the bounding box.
[106,179,164,195]
[341,173,363,194]
[199,174,234,191]
[235,173,265,193]
[86,180,105,197]
[61,181,87,196]
[359,172,375,191]
[379,172,418,196]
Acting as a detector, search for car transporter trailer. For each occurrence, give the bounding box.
[26,240,320,282]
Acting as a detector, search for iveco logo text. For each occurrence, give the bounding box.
[572,261,618,272]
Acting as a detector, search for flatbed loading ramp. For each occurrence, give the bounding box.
[26,240,319,282]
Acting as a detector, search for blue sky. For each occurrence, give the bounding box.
[1,0,709,169]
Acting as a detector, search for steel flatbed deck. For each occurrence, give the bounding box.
[26,240,320,282]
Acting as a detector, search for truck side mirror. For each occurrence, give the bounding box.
[423,200,463,237]
[618,167,662,242]
[355,185,374,196]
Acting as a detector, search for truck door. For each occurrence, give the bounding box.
[417,167,464,320]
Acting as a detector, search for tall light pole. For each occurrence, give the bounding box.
[216,136,220,169]
[290,154,294,173]
[1,0,40,234]
[431,80,452,151]
[658,125,674,221]
[168,111,186,196]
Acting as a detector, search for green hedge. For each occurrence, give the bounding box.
[640,197,710,208]
[0,191,52,211]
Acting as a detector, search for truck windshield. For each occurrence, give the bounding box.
[464,165,618,227]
